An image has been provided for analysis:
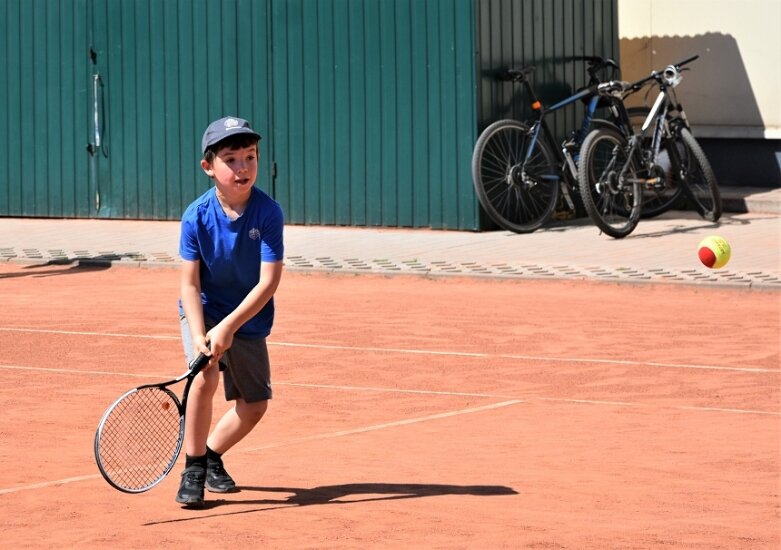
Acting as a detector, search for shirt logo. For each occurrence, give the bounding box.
[248,228,260,240]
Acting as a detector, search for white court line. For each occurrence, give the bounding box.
[1,362,778,417]
[0,363,507,399]
[0,474,101,495]
[0,326,776,374]
[674,405,781,415]
[240,399,524,453]
[1,361,779,416]
[279,381,509,399]
[0,364,169,379]
[2,394,778,496]
[274,342,778,374]
[535,397,781,416]
[0,327,179,340]
[0,400,522,496]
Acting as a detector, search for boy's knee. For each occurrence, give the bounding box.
[193,370,220,394]
[238,400,268,424]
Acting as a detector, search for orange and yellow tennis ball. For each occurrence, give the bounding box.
[698,235,731,269]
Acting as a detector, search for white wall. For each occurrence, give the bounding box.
[618,0,781,138]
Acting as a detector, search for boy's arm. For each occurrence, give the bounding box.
[207,260,284,357]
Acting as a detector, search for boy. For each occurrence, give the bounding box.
[176,116,284,506]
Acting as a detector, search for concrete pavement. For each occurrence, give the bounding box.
[0,193,779,289]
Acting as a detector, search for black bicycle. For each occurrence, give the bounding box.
[472,58,633,233]
[577,55,722,238]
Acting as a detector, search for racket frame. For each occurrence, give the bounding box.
[93,353,210,493]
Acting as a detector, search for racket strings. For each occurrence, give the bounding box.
[96,387,183,492]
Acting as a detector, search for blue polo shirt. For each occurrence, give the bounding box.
[179,186,284,338]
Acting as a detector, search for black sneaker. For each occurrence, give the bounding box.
[206,459,237,493]
[175,464,205,506]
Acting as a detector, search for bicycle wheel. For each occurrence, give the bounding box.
[578,127,642,238]
[472,119,559,233]
[626,107,684,218]
[674,128,722,221]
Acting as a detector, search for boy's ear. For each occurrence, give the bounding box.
[200,159,214,177]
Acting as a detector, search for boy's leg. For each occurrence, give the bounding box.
[208,399,269,453]
[204,335,272,492]
[184,368,221,455]
[205,399,268,492]
[177,315,220,505]
[177,369,221,505]
[180,314,222,456]
[211,334,272,453]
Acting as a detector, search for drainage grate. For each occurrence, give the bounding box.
[1,246,779,289]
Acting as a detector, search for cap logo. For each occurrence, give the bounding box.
[224,118,241,130]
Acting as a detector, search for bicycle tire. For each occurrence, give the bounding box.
[472,119,559,233]
[675,128,722,221]
[578,126,642,238]
[625,107,685,218]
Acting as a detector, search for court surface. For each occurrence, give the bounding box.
[0,263,778,548]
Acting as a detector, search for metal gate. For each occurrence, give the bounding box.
[86,0,275,219]
[0,0,274,220]
[1,0,91,217]
[0,0,479,228]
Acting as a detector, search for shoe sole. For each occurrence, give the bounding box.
[176,496,205,507]
[205,482,238,493]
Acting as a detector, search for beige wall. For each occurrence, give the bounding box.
[618,0,780,138]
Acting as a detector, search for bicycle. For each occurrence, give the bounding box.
[577,55,722,238]
[471,57,629,233]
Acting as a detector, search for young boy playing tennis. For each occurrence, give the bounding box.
[176,116,284,506]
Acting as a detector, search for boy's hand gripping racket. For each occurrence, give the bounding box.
[93,352,210,493]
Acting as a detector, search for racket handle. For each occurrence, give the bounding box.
[188,352,211,376]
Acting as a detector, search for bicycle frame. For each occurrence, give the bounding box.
[522,83,609,209]
[616,93,670,187]
[610,56,698,189]
[528,89,602,175]
[471,57,624,233]
[575,53,719,237]
[640,85,680,171]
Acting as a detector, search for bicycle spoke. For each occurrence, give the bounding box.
[578,127,641,238]
[472,120,559,233]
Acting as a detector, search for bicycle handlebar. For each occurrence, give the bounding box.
[672,54,699,69]
[586,57,619,74]
[596,80,627,95]
[622,54,701,93]
[497,66,535,82]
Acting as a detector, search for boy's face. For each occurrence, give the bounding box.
[201,144,259,202]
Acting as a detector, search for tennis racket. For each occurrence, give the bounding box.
[94,352,210,493]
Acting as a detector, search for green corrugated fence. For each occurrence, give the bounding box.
[0,0,616,230]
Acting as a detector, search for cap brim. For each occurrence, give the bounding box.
[203,129,261,154]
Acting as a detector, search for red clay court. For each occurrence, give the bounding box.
[0,263,778,548]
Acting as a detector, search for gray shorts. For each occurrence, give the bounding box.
[180,315,272,403]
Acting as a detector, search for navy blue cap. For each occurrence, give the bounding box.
[201,116,261,154]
